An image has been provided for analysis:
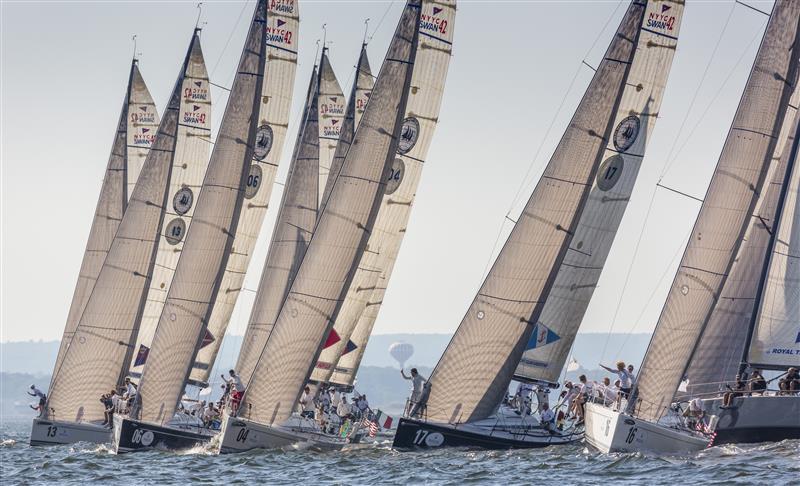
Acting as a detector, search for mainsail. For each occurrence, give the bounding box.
[129,38,211,380]
[512,2,683,385]
[317,49,345,203]
[683,86,799,396]
[51,59,159,382]
[240,0,421,425]
[633,1,800,422]
[135,0,271,425]
[424,1,674,424]
[235,65,320,384]
[749,101,800,369]
[46,32,201,423]
[319,1,456,388]
[188,0,299,384]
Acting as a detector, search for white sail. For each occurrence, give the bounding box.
[136,0,273,425]
[188,0,299,384]
[240,0,421,426]
[320,1,456,387]
[633,2,800,422]
[46,33,201,424]
[424,1,677,424]
[749,111,800,368]
[513,2,682,385]
[317,49,345,203]
[235,66,320,384]
[51,60,159,382]
[129,37,211,380]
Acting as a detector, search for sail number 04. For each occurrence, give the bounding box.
[236,428,250,442]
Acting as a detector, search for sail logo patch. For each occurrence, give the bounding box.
[420,5,448,35]
[130,109,155,125]
[267,19,294,46]
[133,128,155,146]
[525,322,560,350]
[320,100,345,116]
[397,117,420,154]
[183,85,209,101]
[356,91,371,112]
[269,0,295,14]
[645,3,677,33]
[183,105,207,125]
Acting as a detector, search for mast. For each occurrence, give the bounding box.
[740,98,800,373]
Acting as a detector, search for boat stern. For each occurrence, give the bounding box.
[584,403,630,453]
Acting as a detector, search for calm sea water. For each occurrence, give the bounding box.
[1,418,798,485]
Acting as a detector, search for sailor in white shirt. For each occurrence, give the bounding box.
[222,370,245,393]
[401,368,427,403]
[299,385,316,419]
[600,361,634,397]
[539,402,555,432]
[336,396,352,419]
[597,377,618,406]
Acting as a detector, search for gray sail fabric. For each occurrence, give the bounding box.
[425,1,645,424]
[189,0,299,384]
[634,2,800,423]
[241,1,420,425]
[319,46,374,216]
[236,67,320,384]
[683,87,799,396]
[749,101,800,369]
[129,41,211,380]
[322,0,456,387]
[136,3,269,425]
[513,1,684,385]
[317,49,345,203]
[45,34,198,424]
[51,61,159,385]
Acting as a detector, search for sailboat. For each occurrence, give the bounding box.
[217,0,427,453]
[392,0,684,450]
[235,46,340,387]
[112,0,297,453]
[31,31,205,445]
[584,0,800,454]
[311,2,455,400]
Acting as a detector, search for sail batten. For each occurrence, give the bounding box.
[633,1,800,422]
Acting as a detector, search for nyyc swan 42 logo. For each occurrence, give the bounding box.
[267,18,294,46]
[133,127,155,146]
[646,3,677,34]
[184,81,208,101]
[420,5,449,37]
[130,105,155,125]
[321,119,341,138]
[183,105,207,125]
[320,97,345,116]
[269,0,295,14]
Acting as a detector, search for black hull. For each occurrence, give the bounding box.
[114,417,214,453]
[392,417,582,450]
[714,426,800,445]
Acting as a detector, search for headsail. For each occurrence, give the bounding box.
[51,60,159,383]
[682,86,799,396]
[235,65,320,384]
[129,38,211,380]
[135,0,271,425]
[424,1,662,424]
[317,49,345,203]
[46,32,200,423]
[188,0,299,384]
[319,1,456,388]
[633,1,800,422]
[240,0,421,425]
[512,1,683,385]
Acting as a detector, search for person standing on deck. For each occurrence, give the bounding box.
[222,369,245,413]
[600,361,634,400]
[28,385,46,416]
[401,368,427,416]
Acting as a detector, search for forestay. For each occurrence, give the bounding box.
[513,1,683,385]
[684,86,799,396]
[425,1,648,424]
[236,66,320,384]
[51,60,159,383]
[322,0,456,388]
[129,39,211,380]
[136,1,269,425]
[317,49,345,203]
[46,34,199,423]
[633,1,800,422]
[240,1,420,425]
[189,0,299,384]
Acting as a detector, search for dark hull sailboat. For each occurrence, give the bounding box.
[703,396,800,445]
[113,416,213,453]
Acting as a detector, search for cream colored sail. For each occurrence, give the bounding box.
[129,38,211,380]
[46,33,200,424]
[320,1,456,387]
[317,48,345,203]
[51,60,159,383]
[240,1,420,425]
[188,0,299,384]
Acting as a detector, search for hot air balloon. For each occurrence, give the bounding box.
[389,342,414,369]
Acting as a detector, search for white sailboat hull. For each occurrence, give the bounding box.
[584,403,710,454]
[29,418,111,446]
[218,415,348,453]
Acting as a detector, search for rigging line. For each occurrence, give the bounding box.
[209,0,249,79]
[735,0,771,17]
[659,16,766,181]
[655,182,704,203]
[659,1,736,179]
[367,0,396,44]
[210,81,231,92]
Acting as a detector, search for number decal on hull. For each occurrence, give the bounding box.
[625,426,637,444]
[236,428,250,442]
[47,426,57,437]
[413,429,445,447]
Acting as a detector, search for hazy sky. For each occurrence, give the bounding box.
[0,1,775,364]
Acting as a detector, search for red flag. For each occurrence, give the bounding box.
[323,329,341,349]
